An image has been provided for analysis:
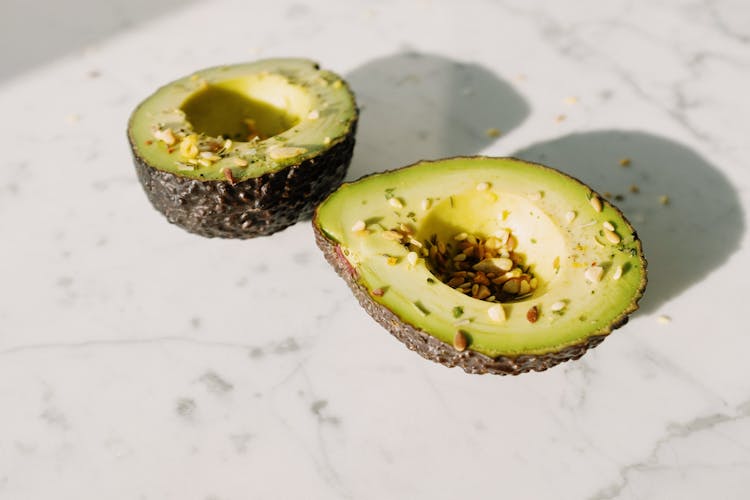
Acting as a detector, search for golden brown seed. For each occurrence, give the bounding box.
[527,305,539,323]
[477,285,491,300]
[447,276,465,287]
[502,278,521,294]
[222,167,236,185]
[471,284,479,297]
[371,288,385,297]
[453,331,468,352]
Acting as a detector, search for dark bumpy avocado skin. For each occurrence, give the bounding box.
[131,128,356,238]
[314,225,634,376]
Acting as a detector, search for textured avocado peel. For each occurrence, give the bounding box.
[128,58,358,238]
[313,157,647,375]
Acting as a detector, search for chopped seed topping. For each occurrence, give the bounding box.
[657,315,672,324]
[387,256,398,265]
[269,146,307,160]
[473,257,513,273]
[563,96,579,105]
[388,197,404,209]
[476,182,491,191]
[454,232,468,241]
[619,157,632,167]
[421,198,432,210]
[307,109,320,120]
[453,330,468,351]
[629,184,640,193]
[453,253,467,262]
[527,305,539,323]
[603,221,614,231]
[565,211,577,224]
[176,163,195,171]
[485,128,501,138]
[604,229,621,244]
[550,301,566,312]
[332,80,343,89]
[371,288,385,297]
[590,195,602,213]
[487,304,505,322]
[612,265,623,280]
[584,265,604,282]
[659,195,670,205]
[407,251,418,266]
[351,220,366,232]
[233,157,249,167]
[323,136,332,145]
[381,230,403,241]
[221,167,236,185]
[555,114,566,123]
[153,128,176,145]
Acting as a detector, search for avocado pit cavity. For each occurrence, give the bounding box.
[180,78,302,141]
[423,230,538,303]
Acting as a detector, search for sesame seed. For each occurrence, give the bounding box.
[454,232,468,241]
[381,230,402,241]
[584,265,604,282]
[487,304,505,322]
[657,315,672,324]
[371,288,384,297]
[590,195,602,213]
[565,211,577,224]
[351,220,366,232]
[388,197,404,209]
[629,184,640,194]
[232,158,249,166]
[550,301,566,312]
[619,157,632,167]
[485,128,501,138]
[476,182,491,191]
[421,198,432,210]
[659,195,670,205]
[323,136,332,145]
[604,229,621,244]
[563,96,579,105]
[603,221,615,231]
[612,265,623,280]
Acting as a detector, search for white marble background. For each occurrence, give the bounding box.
[1,0,749,499]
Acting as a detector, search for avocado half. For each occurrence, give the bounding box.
[128,59,358,238]
[313,157,647,375]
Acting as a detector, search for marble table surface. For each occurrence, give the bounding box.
[1,0,749,498]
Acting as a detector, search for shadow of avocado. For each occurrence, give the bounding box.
[514,131,745,313]
[344,51,529,180]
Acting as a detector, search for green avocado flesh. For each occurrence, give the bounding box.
[128,59,357,182]
[315,157,646,358]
